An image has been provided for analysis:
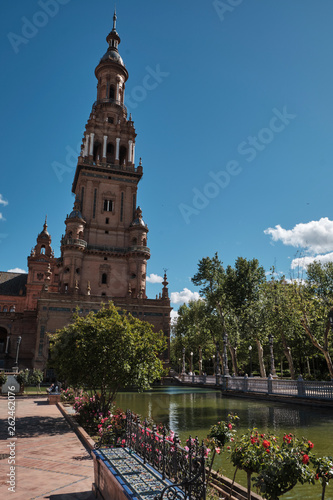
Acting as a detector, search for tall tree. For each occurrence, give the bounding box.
[192,254,266,375]
[298,261,333,378]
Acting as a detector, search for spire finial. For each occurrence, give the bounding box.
[113,8,117,31]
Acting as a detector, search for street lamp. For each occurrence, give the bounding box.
[212,354,216,375]
[222,334,230,376]
[190,351,193,374]
[248,345,253,377]
[178,358,181,374]
[216,342,221,376]
[199,347,203,376]
[182,347,186,375]
[14,336,22,370]
[268,333,277,378]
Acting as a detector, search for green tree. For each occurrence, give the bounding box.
[192,254,266,375]
[29,369,44,392]
[172,299,220,373]
[297,261,333,378]
[16,368,30,392]
[49,302,166,414]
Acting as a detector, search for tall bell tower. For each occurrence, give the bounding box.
[60,11,149,299]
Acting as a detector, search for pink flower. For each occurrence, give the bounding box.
[228,424,232,430]
[215,447,221,454]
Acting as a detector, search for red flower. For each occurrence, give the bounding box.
[262,440,270,449]
[228,424,233,430]
[315,474,319,480]
[308,441,314,449]
[302,454,309,465]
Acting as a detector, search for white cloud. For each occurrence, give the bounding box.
[7,268,27,274]
[0,194,8,206]
[170,309,179,322]
[146,273,163,284]
[291,252,333,270]
[0,213,5,221]
[264,218,333,254]
[170,288,200,305]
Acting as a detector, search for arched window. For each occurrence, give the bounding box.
[132,237,137,246]
[109,85,115,100]
[93,141,101,162]
[41,246,46,255]
[3,306,8,312]
[119,146,127,165]
[106,143,114,164]
[143,238,147,247]
[101,292,106,296]
[10,306,15,312]
[102,273,107,284]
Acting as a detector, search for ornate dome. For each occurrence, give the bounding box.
[68,209,83,219]
[100,49,125,66]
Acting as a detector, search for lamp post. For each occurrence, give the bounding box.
[182,347,186,375]
[216,342,221,376]
[178,358,181,374]
[190,351,193,374]
[14,336,22,371]
[212,355,216,375]
[199,347,203,376]
[222,334,230,376]
[248,345,253,377]
[268,333,277,378]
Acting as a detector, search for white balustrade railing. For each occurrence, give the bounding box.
[174,373,333,400]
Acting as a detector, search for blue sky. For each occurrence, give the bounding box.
[2,0,333,316]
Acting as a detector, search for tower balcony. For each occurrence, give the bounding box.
[86,244,150,257]
[93,98,127,116]
[61,238,87,249]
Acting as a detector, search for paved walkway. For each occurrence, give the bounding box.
[0,396,95,500]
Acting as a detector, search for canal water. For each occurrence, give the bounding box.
[115,386,333,499]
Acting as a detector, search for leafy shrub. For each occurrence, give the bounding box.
[73,393,110,433]
[61,387,76,403]
[0,371,7,385]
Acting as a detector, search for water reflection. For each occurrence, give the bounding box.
[115,387,333,452]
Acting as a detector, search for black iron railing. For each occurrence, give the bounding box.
[125,410,206,500]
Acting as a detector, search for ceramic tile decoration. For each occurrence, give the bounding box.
[97,447,177,500]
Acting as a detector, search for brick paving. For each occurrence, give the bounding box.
[0,396,95,500]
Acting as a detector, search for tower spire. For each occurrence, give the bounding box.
[112,8,117,32]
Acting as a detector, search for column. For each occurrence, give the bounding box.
[103,135,108,159]
[83,135,89,157]
[89,133,95,156]
[128,140,133,163]
[115,138,120,162]
[116,81,120,102]
[132,143,135,165]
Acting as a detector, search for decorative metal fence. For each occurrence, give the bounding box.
[176,374,333,400]
[125,410,207,500]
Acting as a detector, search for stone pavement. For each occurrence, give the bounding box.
[0,396,95,500]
